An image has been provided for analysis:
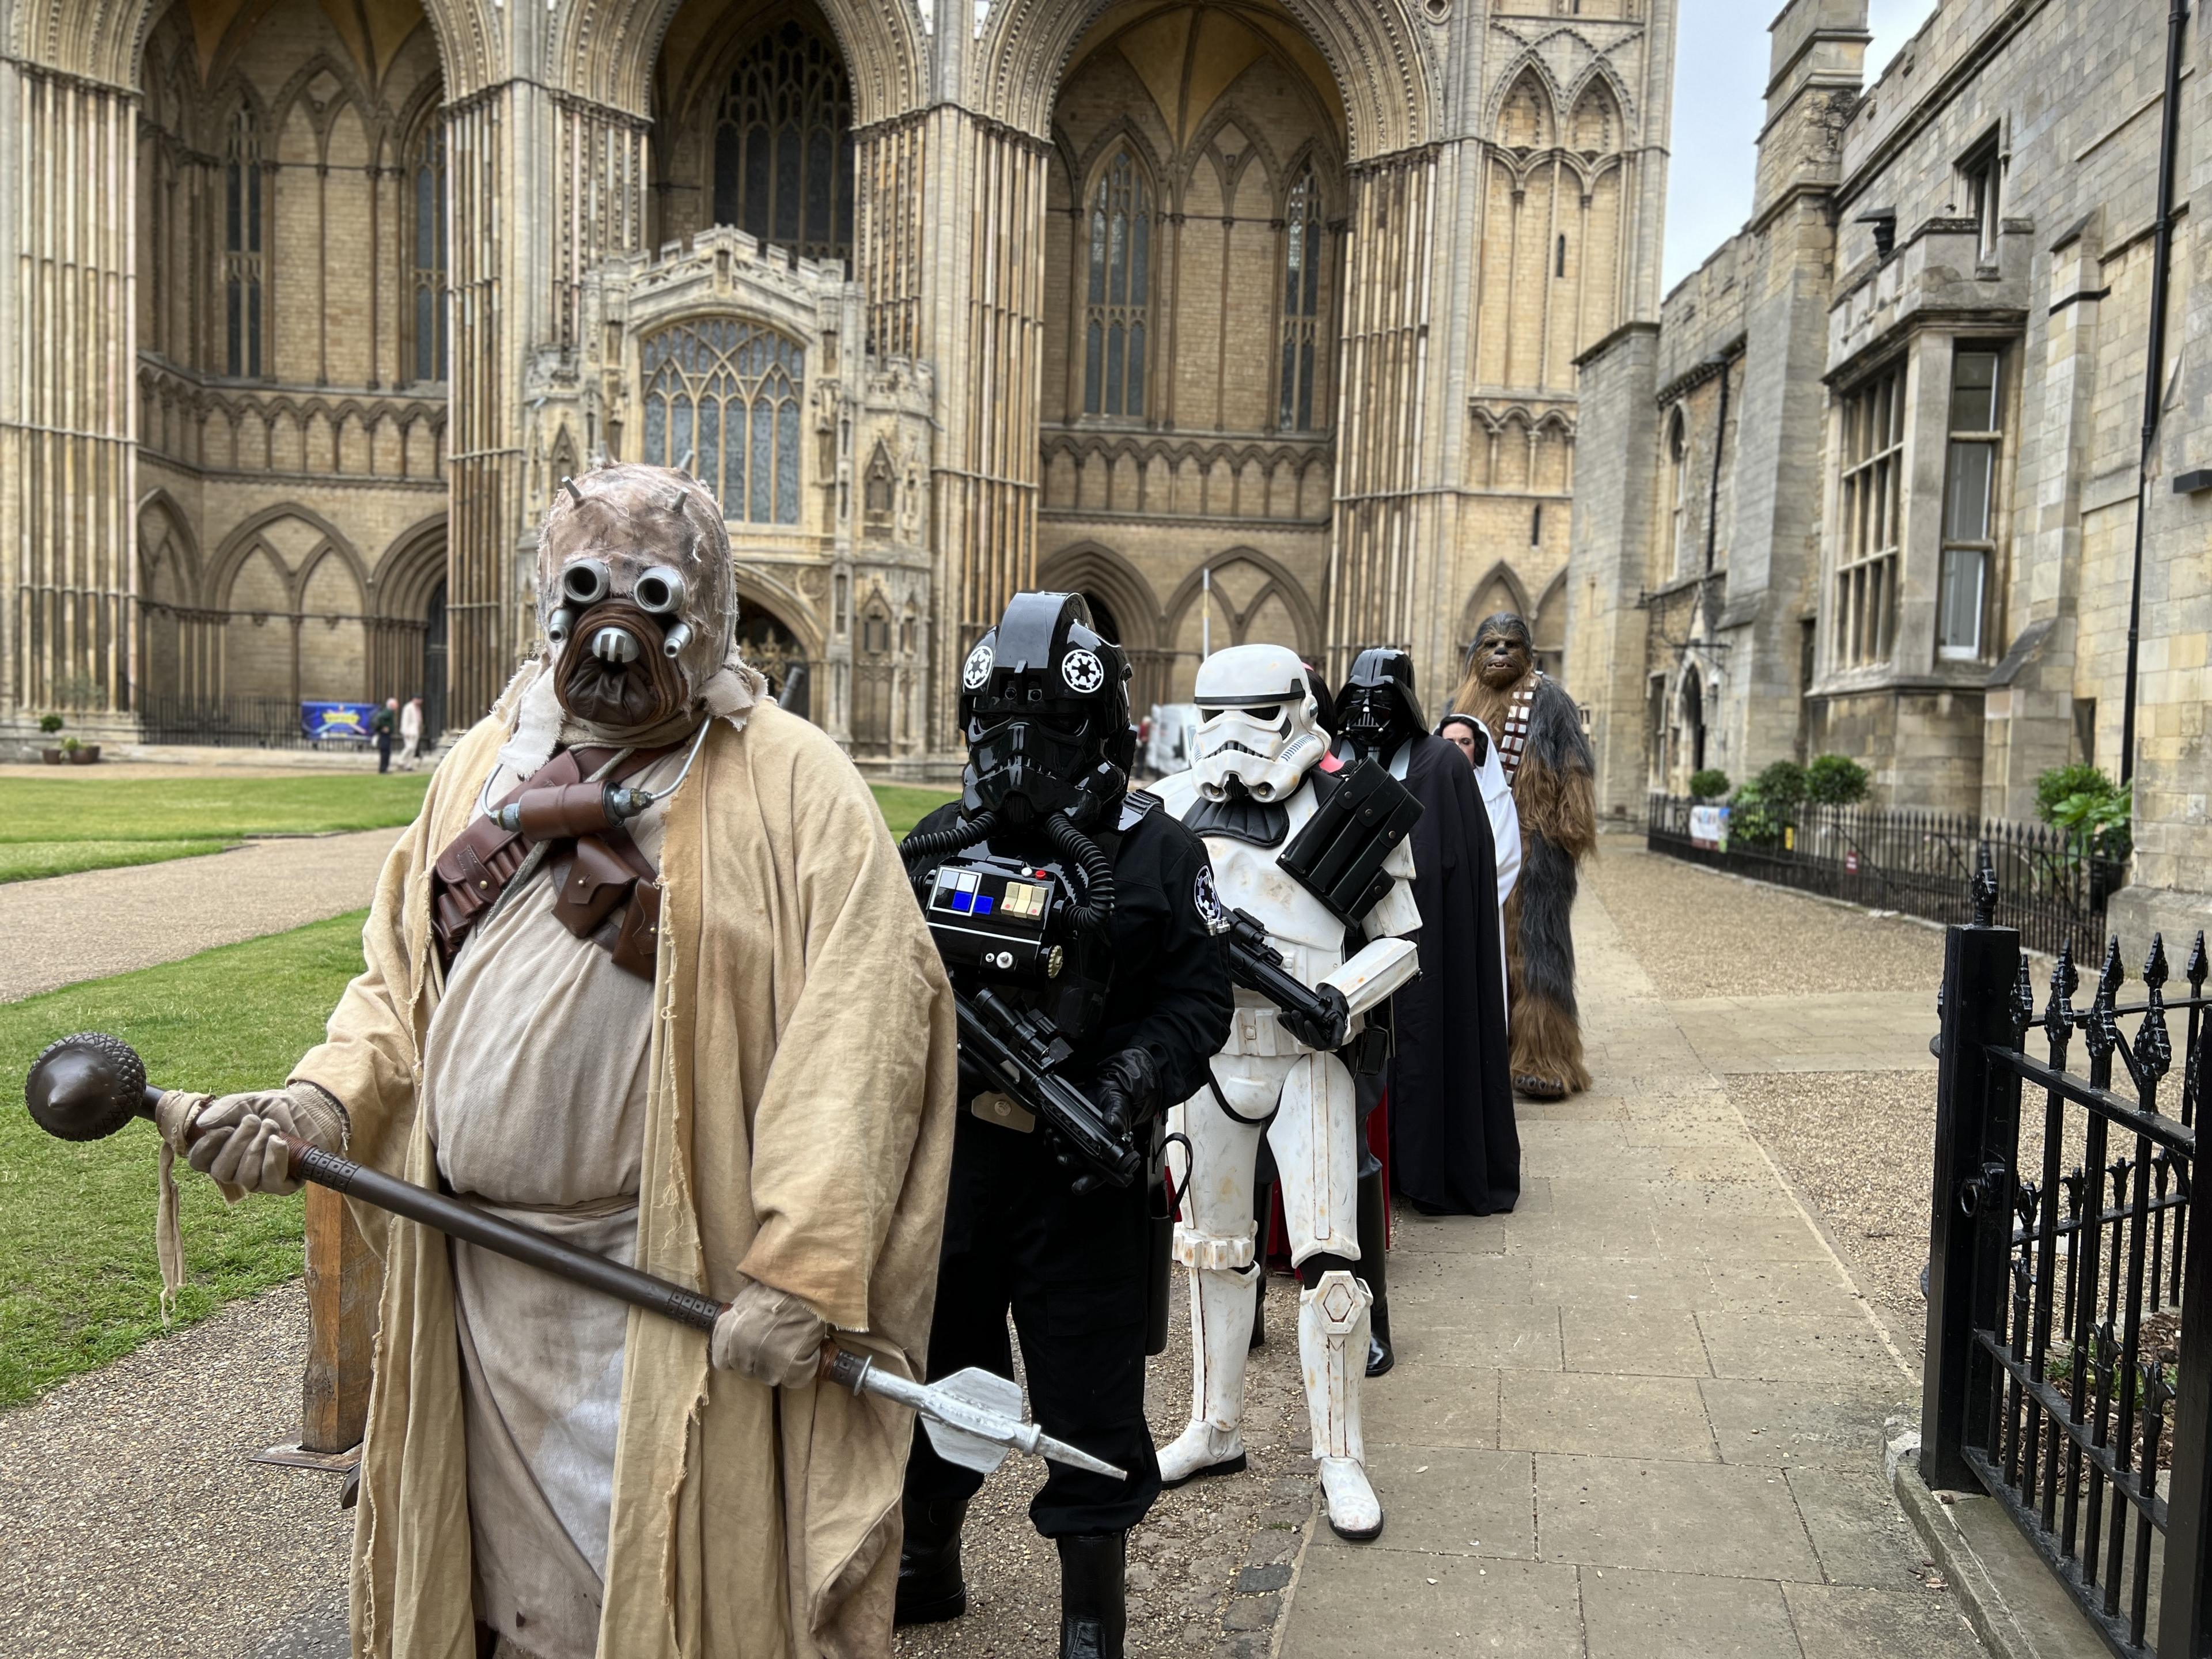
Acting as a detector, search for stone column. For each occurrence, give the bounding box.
[0,62,137,727]
[1324,146,1436,683]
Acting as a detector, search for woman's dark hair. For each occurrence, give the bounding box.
[1438,713,1480,738]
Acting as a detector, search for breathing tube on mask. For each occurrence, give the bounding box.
[899,809,1001,871]
[1042,811,1116,941]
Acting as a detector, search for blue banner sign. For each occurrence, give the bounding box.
[301,700,378,742]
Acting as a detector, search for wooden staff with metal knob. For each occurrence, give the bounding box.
[24,1032,1127,1482]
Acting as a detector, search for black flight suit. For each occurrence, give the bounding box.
[904,793,1233,1536]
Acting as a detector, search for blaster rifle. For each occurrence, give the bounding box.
[957,986,1143,1188]
[1218,907,1351,1052]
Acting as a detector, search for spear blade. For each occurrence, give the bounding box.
[823,1347,1130,1481]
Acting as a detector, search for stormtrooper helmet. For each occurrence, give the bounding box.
[1190,643,1329,802]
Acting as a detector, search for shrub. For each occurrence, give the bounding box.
[1728,780,1790,848]
[59,736,81,753]
[37,714,63,735]
[1805,753,1870,806]
[1688,768,1732,802]
[1752,759,1808,809]
[2035,763,2116,824]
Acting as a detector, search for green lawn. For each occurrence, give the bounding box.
[871,782,956,840]
[0,912,371,1407]
[0,772,431,844]
[0,838,234,884]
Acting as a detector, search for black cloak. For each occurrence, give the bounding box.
[1375,730,1518,1215]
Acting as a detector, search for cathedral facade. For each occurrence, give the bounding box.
[1,0,1673,766]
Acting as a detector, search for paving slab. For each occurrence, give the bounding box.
[1278,861,1941,1659]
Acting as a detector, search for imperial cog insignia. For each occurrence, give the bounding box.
[1061,649,1106,694]
[962,644,995,690]
[1192,866,1225,930]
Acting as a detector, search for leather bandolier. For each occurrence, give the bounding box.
[431,744,675,980]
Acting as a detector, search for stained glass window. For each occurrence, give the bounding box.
[712,22,855,266]
[224,107,263,378]
[641,320,805,525]
[1278,167,1323,430]
[411,123,447,384]
[1083,153,1151,418]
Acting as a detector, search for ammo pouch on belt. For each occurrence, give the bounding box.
[431,744,672,980]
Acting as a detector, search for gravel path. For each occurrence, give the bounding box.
[1591,845,1948,1353]
[0,831,400,1000]
[0,1283,355,1659]
[1584,840,1947,999]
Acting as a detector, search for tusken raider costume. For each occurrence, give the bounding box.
[1151,643,1422,1542]
[895,592,1233,1659]
[165,464,959,1659]
[1336,650,1518,1218]
[1453,612,1598,1099]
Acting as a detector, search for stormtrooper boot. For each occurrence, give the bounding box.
[1156,1264,1256,1486]
[1300,1270,1384,1541]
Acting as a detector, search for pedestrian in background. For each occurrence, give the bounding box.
[373,697,397,773]
[398,695,425,771]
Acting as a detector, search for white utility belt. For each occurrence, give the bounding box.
[1226,1003,1329,1058]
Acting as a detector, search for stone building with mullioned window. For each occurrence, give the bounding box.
[1567,0,2212,945]
[1,0,1677,769]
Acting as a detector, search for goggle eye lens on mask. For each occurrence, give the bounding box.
[561,559,612,607]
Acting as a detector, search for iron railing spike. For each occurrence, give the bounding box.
[2146,931,2171,990]
[2141,932,2175,1084]
[2188,930,2209,991]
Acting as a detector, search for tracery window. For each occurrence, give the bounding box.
[641,320,805,525]
[1939,347,2005,659]
[410,122,448,384]
[712,22,855,265]
[224,106,264,378]
[1278,167,1324,431]
[1083,153,1151,419]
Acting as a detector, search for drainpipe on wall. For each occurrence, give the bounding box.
[2119,0,2190,788]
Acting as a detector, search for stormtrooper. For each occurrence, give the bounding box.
[1150,643,1421,1541]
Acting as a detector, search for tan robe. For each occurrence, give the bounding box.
[291,671,959,1659]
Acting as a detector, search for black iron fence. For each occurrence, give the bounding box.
[1926,853,2212,1654]
[1648,794,2123,958]
[134,694,353,751]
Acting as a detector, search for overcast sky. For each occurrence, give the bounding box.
[1662,0,1938,290]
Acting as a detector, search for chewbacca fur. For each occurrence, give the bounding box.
[1457,642,1596,1096]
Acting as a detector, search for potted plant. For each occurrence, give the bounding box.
[63,736,101,765]
[39,713,63,765]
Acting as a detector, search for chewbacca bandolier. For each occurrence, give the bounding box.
[1452,613,1596,1099]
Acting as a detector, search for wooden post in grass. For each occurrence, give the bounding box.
[301,1186,380,1452]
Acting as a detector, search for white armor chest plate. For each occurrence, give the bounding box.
[1157,774,1347,988]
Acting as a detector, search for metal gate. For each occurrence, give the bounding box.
[1926,852,2212,1654]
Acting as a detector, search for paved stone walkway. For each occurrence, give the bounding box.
[0,830,402,1000]
[1279,863,1974,1659]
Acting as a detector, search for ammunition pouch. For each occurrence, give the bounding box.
[431,743,673,980]
[1275,759,1422,924]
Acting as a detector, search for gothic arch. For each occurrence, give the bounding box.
[559,0,925,126]
[732,566,825,661]
[1162,547,1320,658]
[207,502,367,604]
[1038,542,1165,656]
[1562,59,1637,137]
[1457,559,1532,647]
[373,513,450,620]
[1490,59,1561,151]
[137,489,206,606]
[983,0,1434,161]
[1071,120,1172,215]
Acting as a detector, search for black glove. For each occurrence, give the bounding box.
[1089,1046,1161,1139]
[1285,985,1351,1053]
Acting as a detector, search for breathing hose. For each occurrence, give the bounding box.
[898,809,999,871]
[1044,811,1116,942]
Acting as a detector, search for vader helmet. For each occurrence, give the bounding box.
[1190,644,1329,803]
[1337,647,1427,762]
[958,591,1135,827]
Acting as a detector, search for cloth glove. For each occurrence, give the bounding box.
[184,1083,347,1196]
[709,1277,827,1389]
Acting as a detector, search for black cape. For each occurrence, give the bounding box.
[1365,731,1518,1215]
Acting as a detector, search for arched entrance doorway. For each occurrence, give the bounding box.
[422,581,448,741]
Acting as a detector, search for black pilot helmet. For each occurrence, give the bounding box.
[1336,647,1427,762]
[958,591,1137,829]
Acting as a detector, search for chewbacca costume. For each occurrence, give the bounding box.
[1453,614,1597,1098]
